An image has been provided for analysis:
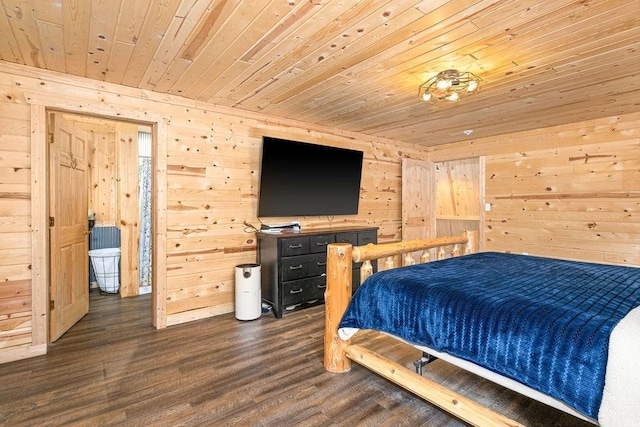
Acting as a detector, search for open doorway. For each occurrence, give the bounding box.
[47,111,154,342]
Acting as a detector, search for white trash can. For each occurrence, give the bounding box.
[235,263,261,320]
[88,248,121,294]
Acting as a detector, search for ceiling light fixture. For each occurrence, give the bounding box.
[418,69,482,103]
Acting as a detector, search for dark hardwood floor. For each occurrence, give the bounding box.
[0,290,594,426]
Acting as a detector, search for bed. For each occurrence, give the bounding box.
[323,231,640,427]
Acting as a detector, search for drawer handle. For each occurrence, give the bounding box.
[288,244,303,249]
[316,262,326,267]
[317,284,326,289]
[316,242,328,246]
[289,288,303,294]
[289,264,303,270]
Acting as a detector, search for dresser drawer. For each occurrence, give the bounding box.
[282,276,326,306]
[309,234,335,253]
[336,232,358,246]
[281,236,309,256]
[358,230,377,246]
[281,253,326,281]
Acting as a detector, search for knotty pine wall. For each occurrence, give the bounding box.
[0,101,31,356]
[428,114,640,265]
[1,59,639,364]
[0,61,422,363]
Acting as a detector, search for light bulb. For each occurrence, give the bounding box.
[436,79,451,90]
[467,80,478,92]
[446,92,459,102]
[421,92,432,101]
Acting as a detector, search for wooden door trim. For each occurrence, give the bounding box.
[152,121,167,328]
[478,155,486,252]
[27,104,167,355]
[29,104,49,353]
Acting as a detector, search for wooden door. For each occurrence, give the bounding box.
[401,159,435,261]
[49,113,90,342]
[433,157,483,238]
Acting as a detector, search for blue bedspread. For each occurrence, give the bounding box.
[339,252,640,419]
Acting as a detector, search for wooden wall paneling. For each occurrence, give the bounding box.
[0,121,30,146]
[0,231,30,250]
[0,249,30,266]
[162,113,411,324]
[1,54,640,365]
[0,215,29,234]
[478,156,486,251]
[88,130,97,219]
[1,59,412,155]
[166,251,252,280]
[0,163,29,193]
[477,127,640,264]
[166,232,256,258]
[0,332,30,349]
[115,122,140,297]
[436,219,481,242]
[152,121,167,329]
[0,62,409,359]
[29,104,47,354]
[166,281,234,306]
[0,100,45,363]
[0,199,29,217]
[95,129,117,225]
[166,291,233,317]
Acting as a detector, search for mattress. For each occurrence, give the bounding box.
[338,252,640,424]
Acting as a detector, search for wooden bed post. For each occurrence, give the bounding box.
[324,242,352,373]
[464,230,479,254]
[323,231,526,427]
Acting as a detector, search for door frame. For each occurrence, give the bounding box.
[30,104,167,349]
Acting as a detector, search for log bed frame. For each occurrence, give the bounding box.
[323,230,526,427]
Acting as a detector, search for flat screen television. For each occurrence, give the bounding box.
[257,137,363,217]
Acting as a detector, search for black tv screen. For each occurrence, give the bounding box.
[257,137,363,217]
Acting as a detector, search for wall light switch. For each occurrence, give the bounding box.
[485,203,491,211]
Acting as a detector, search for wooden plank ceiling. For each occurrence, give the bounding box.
[1,0,639,146]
